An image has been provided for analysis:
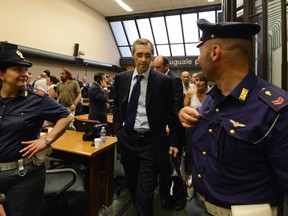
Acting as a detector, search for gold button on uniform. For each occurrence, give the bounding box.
[230,129,235,134]
[202,151,207,156]
[208,129,213,133]
[215,108,220,112]
[197,174,202,179]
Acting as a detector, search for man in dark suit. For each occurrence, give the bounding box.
[153,55,183,111]
[153,55,186,183]
[113,38,183,216]
[88,72,109,123]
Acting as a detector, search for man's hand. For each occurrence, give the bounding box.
[178,106,200,128]
[169,146,179,158]
[100,80,107,89]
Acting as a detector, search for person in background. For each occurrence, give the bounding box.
[153,55,185,175]
[0,50,73,216]
[181,71,196,95]
[42,75,60,131]
[34,72,48,92]
[182,71,208,195]
[88,72,109,123]
[153,55,184,112]
[26,71,33,88]
[46,75,58,100]
[43,69,50,77]
[107,75,115,101]
[183,72,208,108]
[113,38,182,216]
[32,75,40,87]
[57,68,81,129]
[190,72,197,85]
[73,73,84,115]
[81,76,90,98]
[179,19,288,216]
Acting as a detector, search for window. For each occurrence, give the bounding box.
[108,6,221,57]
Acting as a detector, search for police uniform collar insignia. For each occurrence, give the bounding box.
[33,88,45,96]
[239,88,249,101]
[24,90,28,97]
[230,119,246,128]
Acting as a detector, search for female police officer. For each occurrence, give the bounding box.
[0,50,73,216]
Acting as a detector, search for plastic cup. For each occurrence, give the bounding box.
[94,138,101,149]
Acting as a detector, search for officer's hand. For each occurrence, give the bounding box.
[169,147,179,158]
[20,139,47,158]
[178,106,200,128]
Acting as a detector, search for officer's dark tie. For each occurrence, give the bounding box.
[125,75,144,132]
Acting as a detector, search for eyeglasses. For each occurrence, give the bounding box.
[135,53,152,59]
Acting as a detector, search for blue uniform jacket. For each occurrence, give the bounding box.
[0,87,70,162]
[192,72,288,207]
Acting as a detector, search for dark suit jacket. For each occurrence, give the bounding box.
[168,70,184,112]
[113,69,182,168]
[88,82,108,123]
[82,82,90,98]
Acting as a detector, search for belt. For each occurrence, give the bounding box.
[196,193,278,216]
[132,130,150,138]
[0,158,32,172]
[197,193,232,216]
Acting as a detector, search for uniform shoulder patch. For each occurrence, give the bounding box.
[28,88,46,97]
[258,86,288,112]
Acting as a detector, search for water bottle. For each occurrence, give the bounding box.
[100,126,106,144]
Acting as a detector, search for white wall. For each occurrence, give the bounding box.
[0,0,120,66]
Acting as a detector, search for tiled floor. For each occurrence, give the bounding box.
[42,153,187,216]
[41,174,187,216]
[99,187,186,216]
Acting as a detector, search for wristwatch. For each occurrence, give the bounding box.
[44,138,51,146]
[0,194,5,204]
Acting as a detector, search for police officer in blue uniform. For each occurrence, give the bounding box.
[179,19,288,216]
[0,50,73,216]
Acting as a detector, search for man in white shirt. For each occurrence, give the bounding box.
[181,71,196,94]
[34,72,48,92]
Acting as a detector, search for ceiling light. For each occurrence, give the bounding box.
[208,0,215,2]
[114,0,133,12]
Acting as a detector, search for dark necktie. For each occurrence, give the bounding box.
[125,75,144,131]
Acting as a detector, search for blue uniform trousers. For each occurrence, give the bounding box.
[0,163,46,216]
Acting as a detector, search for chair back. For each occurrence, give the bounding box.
[44,168,85,198]
[74,118,101,132]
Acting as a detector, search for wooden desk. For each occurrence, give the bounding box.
[50,130,117,216]
[75,113,113,124]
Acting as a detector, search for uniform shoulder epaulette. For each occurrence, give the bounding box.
[28,88,46,97]
[258,86,288,112]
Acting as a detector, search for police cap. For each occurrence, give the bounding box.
[196,19,261,47]
[0,50,32,69]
